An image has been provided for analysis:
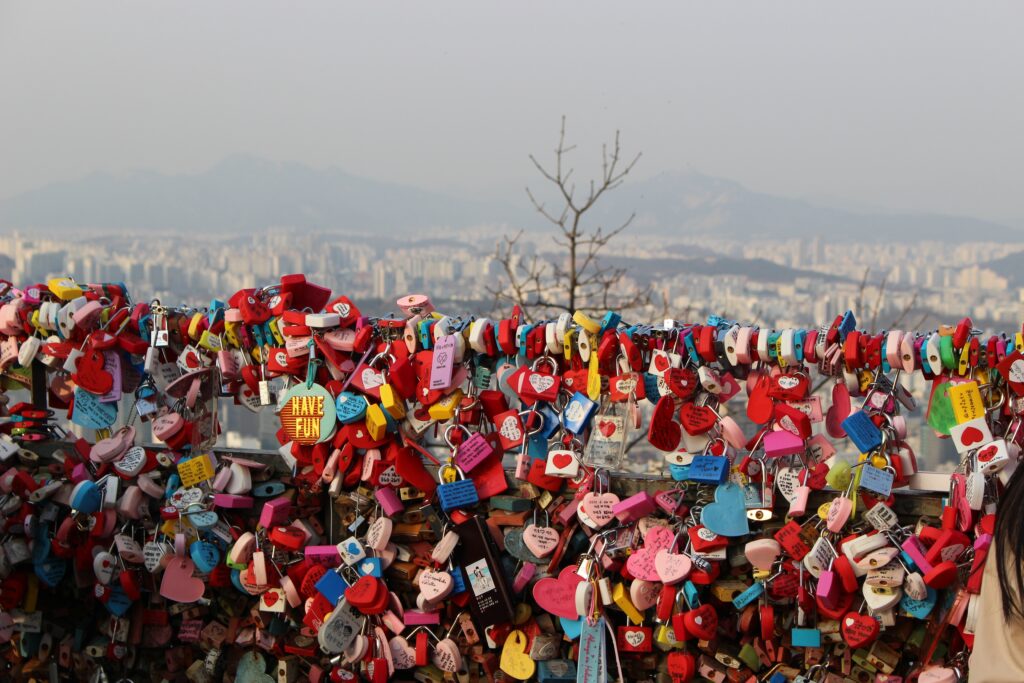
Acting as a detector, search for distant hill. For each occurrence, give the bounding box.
[0,155,528,234]
[596,170,1020,243]
[0,156,1017,243]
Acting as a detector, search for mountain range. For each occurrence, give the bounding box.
[0,154,1016,243]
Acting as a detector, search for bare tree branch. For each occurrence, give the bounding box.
[491,117,646,319]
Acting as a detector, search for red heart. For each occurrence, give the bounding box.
[598,420,616,438]
[654,353,670,372]
[679,403,717,436]
[664,368,697,400]
[345,576,383,610]
[960,426,983,447]
[72,349,114,395]
[683,604,718,640]
[647,396,682,452]
[263,591,279,607]
[552,452,573,469]
[667,652,695,680]
[841,612,880,648]
[978,444,998,462]
[185,352,200,369]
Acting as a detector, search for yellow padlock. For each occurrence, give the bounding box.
[572,311,600,335]
[223,321,242,348]
[587,352,601,401]
[47,277,84,301]
[198,330,223,353]
[187,312,204,341]
[380,383,406,419]
[365,404,388,441]
[428,390,462,421]
[611,583,643,624]
[268,318,285,346]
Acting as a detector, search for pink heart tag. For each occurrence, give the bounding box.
[579,492,619,528]
[532,566,584,620]
[159,558,205,603]
[654,549,693,585]
[629,579,661,611]
[418,569,453,603]
[522,524,559,558]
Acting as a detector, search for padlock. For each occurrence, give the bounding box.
[436,464,479,512]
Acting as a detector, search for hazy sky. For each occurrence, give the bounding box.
[2,1,1023,225]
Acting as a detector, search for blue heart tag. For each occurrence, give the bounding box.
[190,541,220,574]
[105,587,133,616]
[701,482,750,537]
[900,586,937,619]
[559,616,583,640]
[335,392,367,424]
[34,557,66,587]
[71,387,118,429]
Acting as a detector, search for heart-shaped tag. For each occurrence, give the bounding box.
[841,612,880,648]
[389,636,416,670]
[366,517,393,551]
[683,603,718,640]
[701,483,750,537]
[143,542,169,573]
[418,569,453,603]
[629,579,661,611]
[190,541,220,574]
[499,630,536,680]
[647,396,682,451]
[432,637,462,672]
[654,549,693,584]
[93,550,116,585]
[159,557,205,603]
[579,492,619,528]
[71,387,118,429]
[522,524,559,558]
[532,566,585,620]
[679,403,717,435]
[73,348,114,395]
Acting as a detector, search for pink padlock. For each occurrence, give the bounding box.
[789,485,811,517]
[403,610,441,626]
[763,429,804,458]
[213,493,253,509]
[613,491,656,523]
[259,496,292,528]
[375,486,404,516]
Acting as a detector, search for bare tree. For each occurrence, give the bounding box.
[489,117,650,320]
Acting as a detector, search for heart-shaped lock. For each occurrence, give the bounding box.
[841,612,880,648]
[626,526,675,582]
[683,603,718,640]
[93,550,116,585]
[72,348,114,395]
[579,491,619,528]
[159,557,205,603]
[647,396,682,451]
[522,523,559,558]
[533,566,585,620]
[701,483,750,537]
[418,569,453,604]
[499,629,536,680]
[432,637,462,673]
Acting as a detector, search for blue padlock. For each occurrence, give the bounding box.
[315,568,349,606]
[70,480,102,515]
[687,455,728,484]
[842,410,883,454]
[437,465,479,512]
[561,392,597,435]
